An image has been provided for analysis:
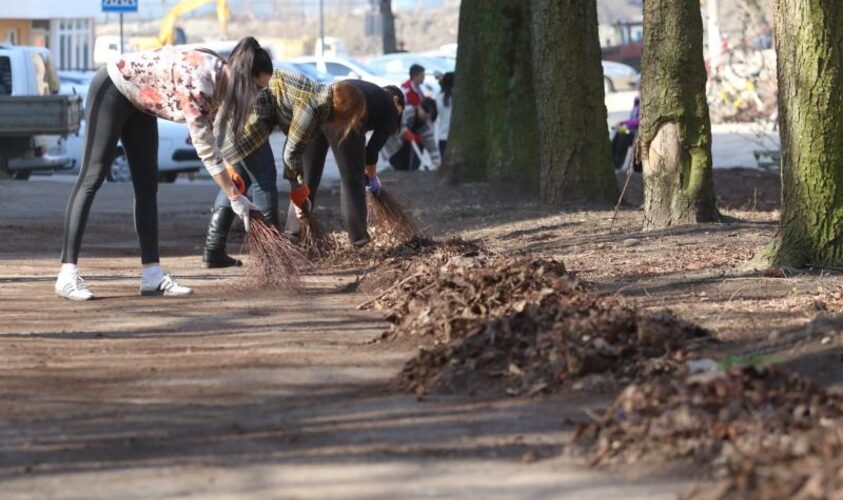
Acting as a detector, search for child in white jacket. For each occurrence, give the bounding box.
[435,72,454,158]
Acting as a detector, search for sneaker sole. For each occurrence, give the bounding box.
[202,261,242,269]
[140,289,194,297]
[56,292,94,301]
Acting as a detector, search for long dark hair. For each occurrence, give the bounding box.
[383,85,405,133]
[440,72,454,108]
[383,85,405,110]
[217,37,273,142]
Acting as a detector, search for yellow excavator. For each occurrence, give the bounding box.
[131,0,229,51]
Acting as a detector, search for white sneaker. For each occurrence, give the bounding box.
[55,272,94,301]
[140,274,193,297]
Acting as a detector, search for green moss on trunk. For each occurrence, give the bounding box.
[530,0,616,207]
[442,0,488,183]
[640,0,720,230]
[444,0,539,189]
[768,0,843,268]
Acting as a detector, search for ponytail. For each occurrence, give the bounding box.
[330,81,367,142]
[440,72,454,108]
[217,36,273,143]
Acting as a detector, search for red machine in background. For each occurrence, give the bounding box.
[601,20,643,72]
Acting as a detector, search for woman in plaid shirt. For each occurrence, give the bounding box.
[203,69,366,267]
[284,82,406,247]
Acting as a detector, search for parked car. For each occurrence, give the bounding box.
[0,45,78,180]
[366,53,454,77]
[273,60,334,85]
[602,60,639,93]
[289,56,395,87]
[59,71,204,183]
[366,53,455,95]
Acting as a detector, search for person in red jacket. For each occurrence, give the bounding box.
[398,64,440,170]
[402,64,427,117]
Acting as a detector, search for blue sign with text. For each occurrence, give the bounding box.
[102,0,138,13]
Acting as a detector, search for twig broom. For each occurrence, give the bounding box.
[298,211,336,260]
[239,212,310,291]
[367,188,421,241]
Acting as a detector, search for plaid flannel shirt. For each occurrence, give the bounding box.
[216,69,332,182]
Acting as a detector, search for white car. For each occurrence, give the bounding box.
[60,71,204,183]
[602,61,639,93]
[365,53,454,95]
[366,54,454,77]
[289,56,396,87]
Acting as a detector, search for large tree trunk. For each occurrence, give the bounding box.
[441,0,487,182]
[766,0,843,267]
[443,0,540,188]
[640,0,720,230]
[530,0,616,207]
[381,0,397,54]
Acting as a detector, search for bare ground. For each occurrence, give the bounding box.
[0,168,839,498]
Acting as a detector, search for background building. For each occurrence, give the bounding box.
[1,0,99,71]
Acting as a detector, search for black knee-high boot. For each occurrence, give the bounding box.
[203,207,242,268]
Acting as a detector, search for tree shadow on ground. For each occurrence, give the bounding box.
[725,313,843,391]
[0,377,606,482]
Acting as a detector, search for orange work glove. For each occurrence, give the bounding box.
[290,185,311,208]
[226,165,246,195]
[290,185,312,220]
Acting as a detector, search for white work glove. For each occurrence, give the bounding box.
[293,198,312,220]
[229,194,258,232]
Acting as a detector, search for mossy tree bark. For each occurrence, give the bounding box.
[640,0,720,230]
[443,0,540,189]
[766,0,843,267]
[530,0,616,207]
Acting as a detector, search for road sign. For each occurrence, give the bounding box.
[102,0,138,13]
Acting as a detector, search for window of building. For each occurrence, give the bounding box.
[55,18,92,71]
[5,29,18,45]
[31,20,50,48]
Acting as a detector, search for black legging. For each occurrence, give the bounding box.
[285,124,368,243]
[61,68,160,264]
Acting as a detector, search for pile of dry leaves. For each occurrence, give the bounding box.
[574,366,843,499]
[360,243,709,396]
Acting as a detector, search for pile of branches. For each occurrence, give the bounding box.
[575,366,843,499]
[361,247,709,396]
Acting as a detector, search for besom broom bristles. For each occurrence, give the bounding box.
[238,212,311,291]
[367,189,420,241]
[299,212,337,260]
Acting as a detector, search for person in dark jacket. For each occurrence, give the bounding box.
[284,82,405,247]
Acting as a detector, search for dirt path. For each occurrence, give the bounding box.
[0,179,693,499]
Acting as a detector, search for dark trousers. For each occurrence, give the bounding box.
[611,130,636,170]
[285,124,368,244]
[389,142,414,171]
[213,142,278,220]
[61,67,160,264]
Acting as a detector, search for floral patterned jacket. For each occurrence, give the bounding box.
[107,46,226,176]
